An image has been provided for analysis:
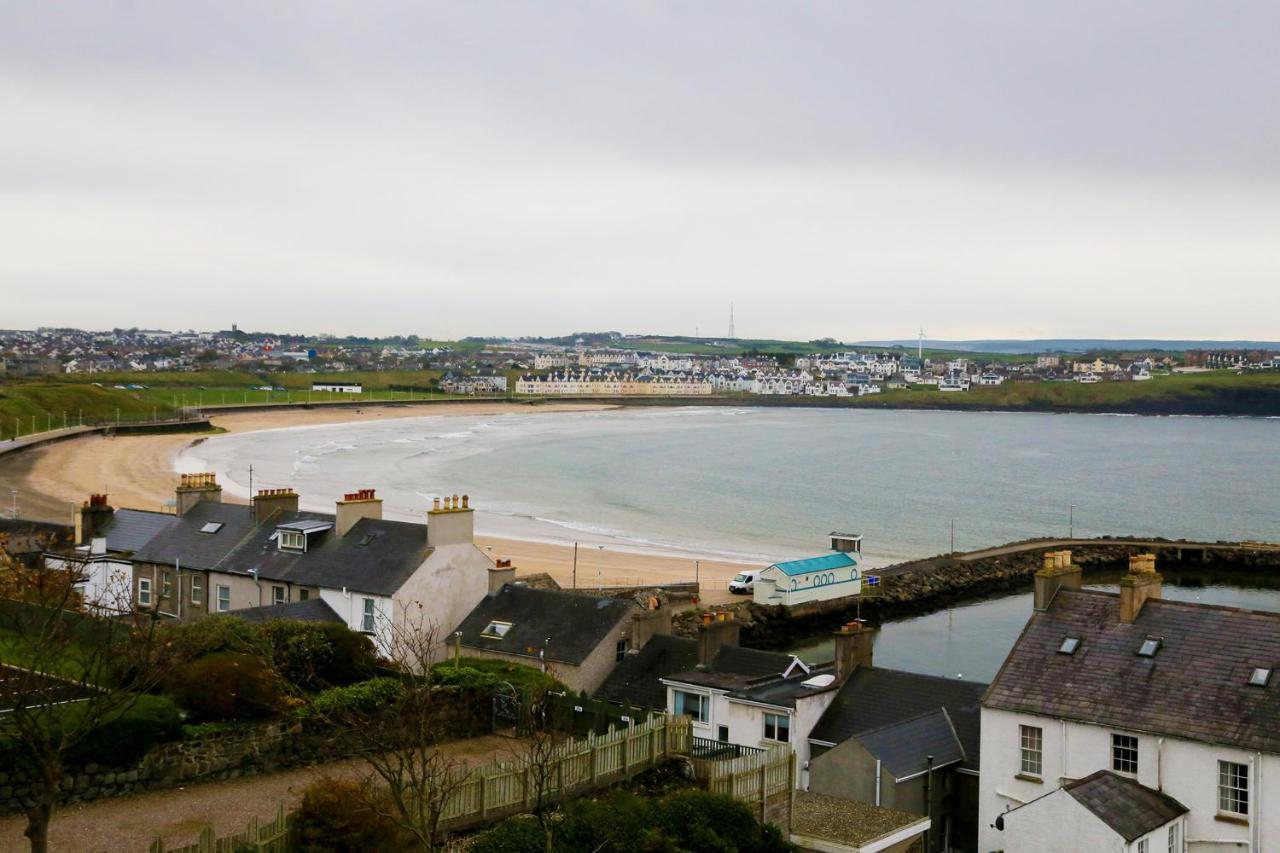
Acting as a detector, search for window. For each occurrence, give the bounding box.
[272,585,286,606]
[279,531,305,551]
[1138,638,1161,657]
[1019,725,1043,777]
[1249,668,1271,687]
[616,640,628,662]
[138,577,152,606]
[1218,760,1249,816]
[361,598,376,633]
[717,725,729,742]
[763,713,790,743]
[299,588,309,601]
[1137,839,1148,853]
[1058,637,1080,655]
[481,621,512,639]
[673,690,708,724]
[1112,734,1139,774]
[190,576,203,605]
[1168,822,1181,853]
[162,572,172,598]
[216,584,230,613]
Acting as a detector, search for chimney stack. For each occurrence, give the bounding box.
[1119,553,1162,624]
[74,493,115,545]
[175,473,222,516]
[1033,550,1082,611]
[426,492,475,547]
[488,557,516,593]
[696,610,740,666]
[335,488,383,536]
[833,620,876,682]
[252,488,300,521]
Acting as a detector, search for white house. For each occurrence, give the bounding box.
[979,551,1280,852]
[753,551,861,607]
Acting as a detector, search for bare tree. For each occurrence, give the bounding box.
[0,554,171,853]
[318,604,470,851]
[507,672,572,853]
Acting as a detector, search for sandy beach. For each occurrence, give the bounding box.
[0,402,751,602]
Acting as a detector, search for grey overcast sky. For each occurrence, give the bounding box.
[3,2,1279,340]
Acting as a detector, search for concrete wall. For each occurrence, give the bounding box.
[1001,790,1126,853]
[979,706,1277,852]
[394,542,492,658]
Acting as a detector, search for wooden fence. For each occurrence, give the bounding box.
[439,713,693,830]
[692,742,794,826]
[148,805,290,853]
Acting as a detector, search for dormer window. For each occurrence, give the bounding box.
[279,531,306,551]
[1249,667,1271,687]
[1058,637,1081,655]
[1137,638,1161,657]
[481,621,512,639]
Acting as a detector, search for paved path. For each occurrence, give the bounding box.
[0,734,519,853]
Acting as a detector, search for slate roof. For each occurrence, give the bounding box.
[768,552,857,577]
[595,635,699,708]
[97,509,176,554]
[984,588,1280,754]
[450,584,633,666]
[1065,771,1188,841]
[0,519,73,551]
[853,708,965,780]
[132,502,258,570]
[226,598,344,625]
[809,666,988,771]
[216,512,429,597]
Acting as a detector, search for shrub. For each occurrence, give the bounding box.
[260,621,376,690]
[68,694,183,766]
[299,677,404,720]
[653,789,789,853]
[167,651,285,721]
[289,777,407,853]
[468,815,546,853]
[557,790,655,852]
[431,657,563,694]
[161,616,261,661]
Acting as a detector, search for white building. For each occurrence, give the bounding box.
[312,382,363,393]
[980,552,1280,852]
[752,536,864,607]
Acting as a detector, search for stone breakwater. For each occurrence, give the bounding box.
[672,540,1280,649]
[0,688,490,817]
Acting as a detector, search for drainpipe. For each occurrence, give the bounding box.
[1254,753,1262,853]
[924,754,934,853]
[1157,738,1164,790]
[875,759,882,806]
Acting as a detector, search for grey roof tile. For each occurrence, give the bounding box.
[984,589,1280,753]
[595,635,699,708]
[854,708,965,780]
[226,598,344,625]
[450,584,633,667]
[98,509,177,554]
[1065,771,1188,841]
[132,502,258,570]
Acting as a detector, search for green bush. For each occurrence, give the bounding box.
[167,652,285,721]
[431,657,563,694]
[653,789,790,853]
[259,621,376,690]
[299,677,404,720]
[161,616,261,661]
[468,815,546,853]
[557,790,656,852]
[67,694,183,766]
[289,776,408,852]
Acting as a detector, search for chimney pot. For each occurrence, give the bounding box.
[462,494,469,508]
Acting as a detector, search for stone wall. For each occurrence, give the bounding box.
[0,687,491,816]
[673,541,1280,648]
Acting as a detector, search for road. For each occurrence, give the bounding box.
[0,734,519,853]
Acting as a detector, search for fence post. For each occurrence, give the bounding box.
[589,738,599,783]
[479,774,488,820]
[759,764,768,823]
[198,826,214,853]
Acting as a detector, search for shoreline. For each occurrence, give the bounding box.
[0,401,756,603]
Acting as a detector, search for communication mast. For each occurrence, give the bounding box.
[728,302,736,339]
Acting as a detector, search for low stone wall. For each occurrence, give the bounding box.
[0,688,491,816]
[672,541,1280,648]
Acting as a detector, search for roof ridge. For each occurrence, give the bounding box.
[1058,586,1280,619]
[853,706,951,738]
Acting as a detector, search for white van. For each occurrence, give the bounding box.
[728,570,763,595]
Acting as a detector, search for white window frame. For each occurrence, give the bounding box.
[1112,733,1139,775]
[1218,760,1249,817]
[190,576,203,605]
[1167,821,1181,853]
[161,572,172,599]
[216,584,231,613]
[673,690,709,724]
[138,577,152,606]
[279,531,305,551]
[1019,725,1043,777]
[1137,839,1148,853]
[272,585,286,606]
[763,712,790,743]
[361,597,376,634]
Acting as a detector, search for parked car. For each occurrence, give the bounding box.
[728,570,762,595]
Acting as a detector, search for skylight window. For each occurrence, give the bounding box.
[199,522,224,534]
[1058,637,1081,655]
[1137,638,1161,657]
[1249,668,1271,687]
[481,621,512,639]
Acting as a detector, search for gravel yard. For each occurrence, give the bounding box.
[0,734,519,853]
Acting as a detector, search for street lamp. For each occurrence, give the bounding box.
[1069,504,1076,539]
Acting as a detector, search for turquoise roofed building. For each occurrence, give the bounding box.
[753,533,867,607]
